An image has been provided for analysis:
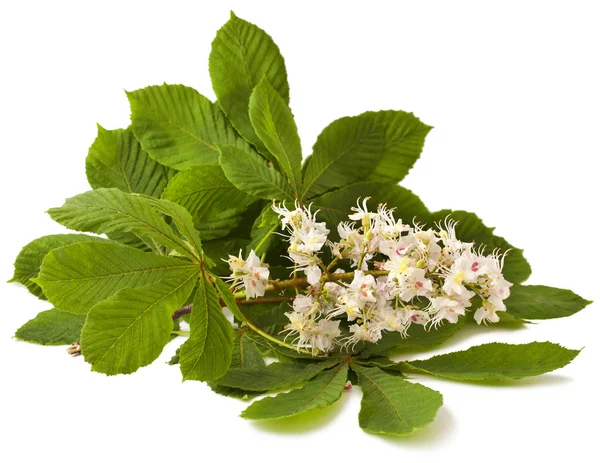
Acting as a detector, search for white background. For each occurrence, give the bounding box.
[1,1,599,461]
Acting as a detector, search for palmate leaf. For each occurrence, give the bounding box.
[505,285,592,320]
[47,188,199,260]
[162,165,258,240]
[249,78,302,196]
[214,359,340,392]
[241,363,349,420]
[429,210,531,284]
[33,242,198,314]
[210,12,289,152]
[81,271,198,375]
[301,111,432,200]
[219,144,295,201]
[404,342,580,381]
[179,273,234,381]
[313,182,431,240]
[9,234,106,299]
[86,125,174,197]
[127,84,252,170]
[15,309,86,346]
[353,364,443,435]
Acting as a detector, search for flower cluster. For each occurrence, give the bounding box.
[226,199,512,355]
[225,250,270,299]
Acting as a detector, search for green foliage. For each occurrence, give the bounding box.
[86,125,174,197]
[15,309,86,346]
[179,273,233,381]
[10,11,589,437]
[162,165,258,240]
[34,242,198,314]
[404,342,580,381]
[9,234,105,299]
[506,285,592,320]
[241,363,348,420]
[210,11,289,152]
[128,84,251,170]
[353,365,443,435]
[81,272,198,375]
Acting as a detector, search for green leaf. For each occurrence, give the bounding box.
[241,363,348,420]
[353,364,443,435]
[213,276,245,322]
[208,330,266,399]
[34,242,198,314]
[360,316,466,357]
[47,188,199,261]
[179,273,234,381]
[86,125,174,197]
[81,271,198,375]
[249,78,302,195]
[127,84,251,170]
[214,359,339,392]
[404,342,581,381]
[429,210,531,284]
[162,165,258,240]
[15,309,86,346]
[247,203,281,256]
[9,234,105,299]
[313,182,431,240]
[210,12,289,151]
[302,111,431,199]
[219,144,295,200]
[505,285,592,320]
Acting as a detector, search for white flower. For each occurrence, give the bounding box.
[474,300,505,324]
[429,297,466,327]
[348,197,373,222]
[397,267,434,301]
[225,249,270,299]
[347,271,377,307]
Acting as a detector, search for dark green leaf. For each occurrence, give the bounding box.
[404,342,581,381]
[506,285,592,320]
[353,364,443,435]
[242,363,348,420]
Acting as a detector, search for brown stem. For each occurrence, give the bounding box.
[172,304,192,320]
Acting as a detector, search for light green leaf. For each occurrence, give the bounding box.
[249,78,302,196]
[81,272,198,375]
[162,165,258,240]
[506,285,592,320]
[247,203,281,256]
[179,273,234,381]
[127,84,251,170]
[429,210,531,284]
[214,360,339,392]
[15,309,86,346]
[86,124,174,197]
[313,182,431,240]
[404,342,581,381]
[353,364,443,435]
[302,111,431,199]
[210,12,289,151]
[242,363,348,420]
[9,234,105,299]
[219,144,295,200]
[47,188,199,261]
[33,242,198,314]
